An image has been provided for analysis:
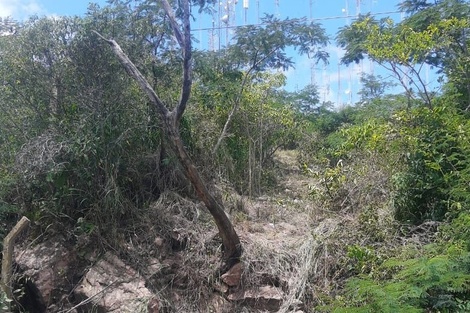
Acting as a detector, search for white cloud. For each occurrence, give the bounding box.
[21,0,43,16]
[0,0,45,19]
[0,0,16,16]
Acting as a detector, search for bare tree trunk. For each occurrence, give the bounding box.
[165,116,241,266]
[94,0,241,267]
[1,216,30,307]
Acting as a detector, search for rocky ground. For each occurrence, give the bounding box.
[10,150,346,313]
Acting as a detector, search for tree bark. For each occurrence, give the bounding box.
[1,216,30,306]
[94,0,241,267]
[164,116,241,266]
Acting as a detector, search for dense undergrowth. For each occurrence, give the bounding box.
[302,100,470,312]
[1,0,470,312]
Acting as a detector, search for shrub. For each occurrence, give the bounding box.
[392,105,470,224]
[326,244,470,312]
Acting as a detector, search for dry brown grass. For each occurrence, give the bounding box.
[103,149,404,312]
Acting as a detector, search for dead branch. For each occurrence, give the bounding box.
[1,216,30,304]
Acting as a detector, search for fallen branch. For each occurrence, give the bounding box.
[1,216,30,304]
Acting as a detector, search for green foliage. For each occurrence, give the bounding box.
[392,105,470,224]
[191,71,302,193]
[337,1,470,108]
[191,12,329,193]
[289,84,321,114]
[298,90,409,169]
[297,104,358,167]
[317,101,470,226]
[313,99,470,313]
[399,0,470,108]
[231,14,329,71]
[337,119,396,156]
[358,73,397,105]
[336,13,377,65]
[328,245,470,312]
[346,245,382,275]
[307,163,346,207]
[74,217,96,235]
[0,9,167,231]
[306,3,470,312]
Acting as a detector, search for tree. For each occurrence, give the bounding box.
[95,0,241,268]
[337,1,470,109]
[291,84,321,114]
[399,0,470,110]
[211,14,329,154]
[358,73,396,104]
[0,17,17,35]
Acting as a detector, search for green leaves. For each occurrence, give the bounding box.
[231,14,329,71]
[330,246,470,312]
[337,1,470,108]
[337,14,379,65]
[362,17,469,67]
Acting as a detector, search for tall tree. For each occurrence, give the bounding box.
[291,84,321,114]
[95,0,241,268]
[211,14,329,154]
[337,1,470,109]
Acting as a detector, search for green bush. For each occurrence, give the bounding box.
[392,105,470,224]
[320,103,470,226]
[316,100,470,313]
[326,243,470,313]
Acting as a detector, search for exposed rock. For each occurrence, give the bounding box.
[221,262,243,287]
[14,237,77,311]
[228,285,284,311]
[74,252,153,312]
[258,272,289,292]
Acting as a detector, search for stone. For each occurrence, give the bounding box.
[15,237,77,312]
[228,285,284,312]
[221,262,243,287]
[74,252,153,312]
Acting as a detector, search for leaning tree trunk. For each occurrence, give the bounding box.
[164,116,241,266]
[94,0,241,268]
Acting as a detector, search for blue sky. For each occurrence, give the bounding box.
[1,0,415,106]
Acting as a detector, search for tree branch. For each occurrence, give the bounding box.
[1,216,30,305]
[93,31,170,118]
[212,47,278,155]
[161,0,192,124]
[95,0,241,268]
[406,60,432,108]
[161,0,184,47]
